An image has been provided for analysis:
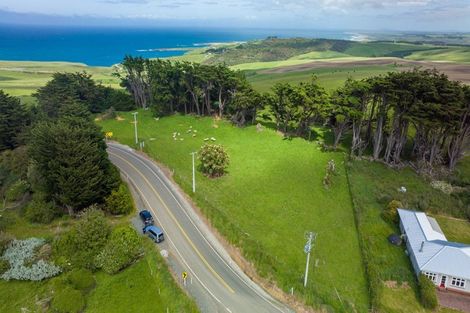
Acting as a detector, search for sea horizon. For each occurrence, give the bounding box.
[0,25,364,66]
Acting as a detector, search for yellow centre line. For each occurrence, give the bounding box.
[109,150,235,294]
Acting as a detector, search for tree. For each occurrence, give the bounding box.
[29,117,118,214]
[120,56,149,109]
[198,144,230,178]
[228,85,263,127]
[0,91,29,151]
[95,226,143,274]
[269,77,328,136]
[53,208,111,270]
[104,183,134,215]
[34,72,105,117]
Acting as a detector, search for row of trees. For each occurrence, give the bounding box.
[120,57,468,171]
[328,69,469,171]
[119,56,261,126]
[261,70,468,172]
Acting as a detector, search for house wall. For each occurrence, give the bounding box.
[427,272,470,294]
[446,277,470,294]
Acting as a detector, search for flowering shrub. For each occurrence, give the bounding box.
[430,180,454,194]
[198,144,230,178]
[1,238,61,281]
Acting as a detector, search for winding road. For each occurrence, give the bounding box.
[107,142,293,313]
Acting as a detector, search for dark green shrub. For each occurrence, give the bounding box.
[0,231,13,255]
[67,268,95,292]
[104,183,134,215]
[419,274,438,310]
[25,198,57,224]
[53,207,111,270]
[0,258,10,275]
[95,226,143,274]
[5,179,29,201]
[382,200,403,224]
[51,287,85,313]
[198,144,230,178]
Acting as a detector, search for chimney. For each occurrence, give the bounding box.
[419,241,424,252]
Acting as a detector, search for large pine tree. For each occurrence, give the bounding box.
[0,90,28,151]
[29,114,117,214]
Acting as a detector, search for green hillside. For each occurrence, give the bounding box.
[406,47,470,63]
[200,38,436,66]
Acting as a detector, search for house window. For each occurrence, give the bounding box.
[450,277,466,288]
[423,272,437,282]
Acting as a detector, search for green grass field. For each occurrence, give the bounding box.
[0,61,119,97]
[99,110,369,312]
[246,64,399,92]
[406,47,470,63]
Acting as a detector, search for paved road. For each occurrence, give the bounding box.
[107,143,293,313]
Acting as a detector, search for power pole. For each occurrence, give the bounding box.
[132,112,139,145]
[190,152,196,193]
[304,231,316,288]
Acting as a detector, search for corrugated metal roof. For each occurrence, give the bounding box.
[398,209,470,280]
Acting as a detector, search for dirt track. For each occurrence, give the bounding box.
[259,58,470,84]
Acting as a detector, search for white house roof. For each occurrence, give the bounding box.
[398,209,470,280]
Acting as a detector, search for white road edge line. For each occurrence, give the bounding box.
[109,144,289,313]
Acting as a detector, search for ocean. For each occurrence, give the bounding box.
[0,25,352,66]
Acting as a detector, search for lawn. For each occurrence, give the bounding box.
[98,110,369,312]
[347,159,469,312]
[246,64,398,92]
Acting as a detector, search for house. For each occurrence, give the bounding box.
[398,209,470,294]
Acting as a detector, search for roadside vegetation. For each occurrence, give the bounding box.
[0,72,198,312]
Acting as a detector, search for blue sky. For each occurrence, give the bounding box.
[1,0,469,31]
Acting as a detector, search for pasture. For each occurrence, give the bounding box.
[98,110,370,312]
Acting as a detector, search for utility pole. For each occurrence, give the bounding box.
[304,231,316,288]
[132,112,138,145]
[190,152,196,193]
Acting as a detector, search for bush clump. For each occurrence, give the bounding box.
[419,274,438,310]
[95,226,143,274]
[0,231,14,255]
[51,287,85,313]
[198,144,230,178]
[1,238,61,281]
[382,200,403,224]
[53,207,111,270]
[25,197,57,224]
[0,259,10,275]
[67,268,95,292]
[5,179,29,201]
[104,183,134,215]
